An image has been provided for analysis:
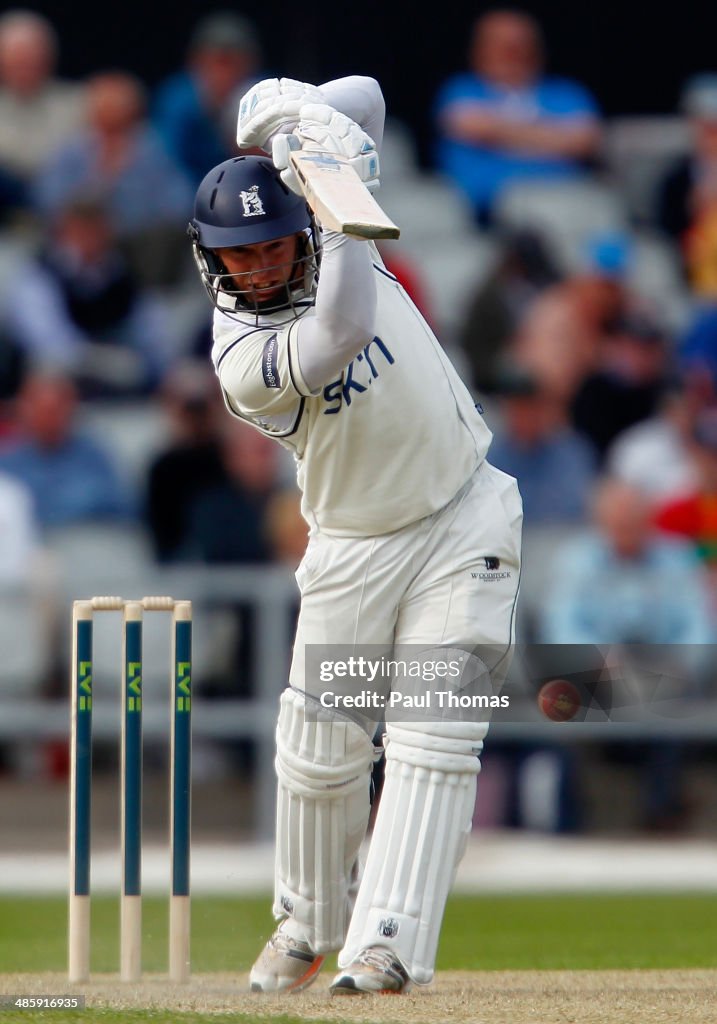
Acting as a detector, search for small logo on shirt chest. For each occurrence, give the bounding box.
[262,334,280,388]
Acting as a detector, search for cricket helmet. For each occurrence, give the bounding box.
[188,155,320,322]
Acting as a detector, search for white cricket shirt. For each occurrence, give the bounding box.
[212,262,492,536]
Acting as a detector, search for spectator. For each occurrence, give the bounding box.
[4,197,173,397]
[543,476,714,644]
[182,420,279,563]
[0,10,84,210]
[0,371,133,529]
[539,476,715,831]
[655,74,717,276]
[606,378,702,503]
[0,327,25,416]
[154,11,263,187]
[144,359,227,562]
[33,72,193,286]
[654,404,717,576]
[0,470,39,587]
[571,312,672,463]
[676,302,717,398]
[487,368,596,524]
[457,227,561,394]
[432,9,601,225]
[180,419,282,749]
[508,231,635,405]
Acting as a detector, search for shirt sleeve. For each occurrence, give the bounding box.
[293,230,377,393]
[212,314,314,422]
[318,76,386,151]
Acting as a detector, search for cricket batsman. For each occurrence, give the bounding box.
[188,75,522,994]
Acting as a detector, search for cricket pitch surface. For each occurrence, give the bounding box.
[2,970,716,1023]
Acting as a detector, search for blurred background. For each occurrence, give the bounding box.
[0,1,716,902]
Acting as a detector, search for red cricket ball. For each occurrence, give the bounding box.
[537,678,581,722]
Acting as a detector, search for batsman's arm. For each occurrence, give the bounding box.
[294,230,377,393]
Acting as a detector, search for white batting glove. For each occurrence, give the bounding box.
[271,133,304,194]
[272,103,381,196]
[236,77,325,149]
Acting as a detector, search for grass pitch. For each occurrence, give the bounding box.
[0,892,715,973]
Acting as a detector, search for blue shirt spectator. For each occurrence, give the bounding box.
[677,302,717,395]
[33,72,192,236]
[154,12,263,187]
[0,372,133,528]
[541,528,715,646]
[433,11,600,223]
[537,476,714,832]
[488,371,597,524]
[539,476,714,669]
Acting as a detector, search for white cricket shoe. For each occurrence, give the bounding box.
[330,947,410,995]
[249,922,325,993]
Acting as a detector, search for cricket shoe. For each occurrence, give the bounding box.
[330,947,410,995]
[249,921,325,993]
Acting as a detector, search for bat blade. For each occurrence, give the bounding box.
[289,150,400,240]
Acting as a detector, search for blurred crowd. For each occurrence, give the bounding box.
[0,8,308,569]
[0,7,716,833]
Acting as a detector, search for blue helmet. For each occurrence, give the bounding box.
[188,155,320,322]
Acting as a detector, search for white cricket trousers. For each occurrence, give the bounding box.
[289,459,522,699]
[272,459,522,974]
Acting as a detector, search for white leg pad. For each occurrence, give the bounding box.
[339,718,488,983]
[273,687,375,953]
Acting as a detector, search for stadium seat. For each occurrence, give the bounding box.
[0,588,52,698]
[379,116,421,186]
[76,400,171,492]
[516,524,589,643]
[378,172,481,251]
[628,229,692,332]
[46,522,155,581]
[410,235,500,345]
[493,176,629,274]
[602,116,691,225]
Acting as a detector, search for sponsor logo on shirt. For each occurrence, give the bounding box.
[471,556,511,581]
[322,336,395,414]
[262,334,281,388]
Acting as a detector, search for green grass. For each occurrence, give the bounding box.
[1,894,715,1022]
[0,892,716,976]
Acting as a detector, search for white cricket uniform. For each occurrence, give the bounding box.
[227,73,523,987]
[212,254,522,693]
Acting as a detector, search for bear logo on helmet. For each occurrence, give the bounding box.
[240,185,265,217]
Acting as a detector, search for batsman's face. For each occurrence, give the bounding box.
[216,235,300,304]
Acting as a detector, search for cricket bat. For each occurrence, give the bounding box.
[289,149,400,240]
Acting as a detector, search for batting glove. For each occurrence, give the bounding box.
[272,103,381,196]
[236,77,325,150]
